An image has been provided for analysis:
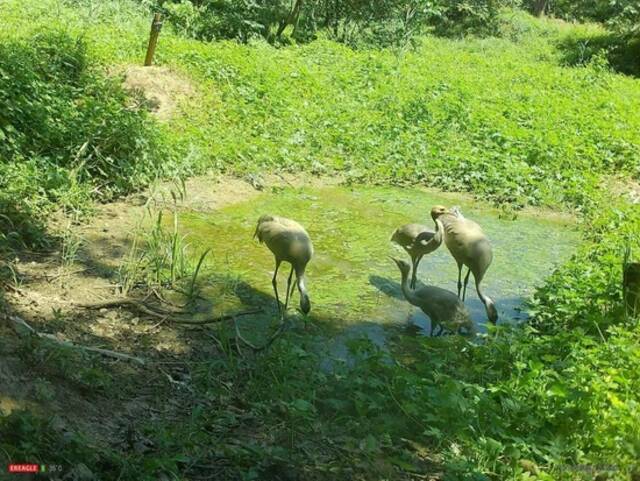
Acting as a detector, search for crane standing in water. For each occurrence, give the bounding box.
[391,257,473,335]
[254,215,313,319]
[391,210,465,288]
[390,223,438,289]
[417,205,498,324]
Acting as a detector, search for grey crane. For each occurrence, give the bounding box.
[391,209,464,288]
[391,257,473,336]
[254,215,313,318]
[390,223,439,289]
[417,205,498,324]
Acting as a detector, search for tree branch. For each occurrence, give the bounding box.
[74,298,262,325]
[4,314,146,366]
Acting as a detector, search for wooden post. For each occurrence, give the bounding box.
[624,262,640,317]
[144,13,163,66]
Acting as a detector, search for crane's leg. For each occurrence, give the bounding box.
[283,265,294,314]
[456,263,463,299]
[272,259,282,318]
[462,268,471,301]
[288,273,296,303]
[429,320,435,337]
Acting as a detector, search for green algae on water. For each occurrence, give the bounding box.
[178,185,580,337]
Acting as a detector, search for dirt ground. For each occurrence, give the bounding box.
[120,65,196,121]
[607,175,640,205]
[1,68,346,449]
[0,173,342,469]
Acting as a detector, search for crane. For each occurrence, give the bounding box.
[391,257,473,335]
[390,223,439,288]
[254,215,313,319]
[417,205,498,324]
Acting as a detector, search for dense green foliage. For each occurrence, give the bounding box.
[160,0,521,46]
[159,0,640,52]
[0,29,166,248]
[1,0,640,479]
[159,0,640,74]
[541,0,639,27]
[536,0,640,76]
[164,36,639,209]
[2,2,638,223]
[531,202,640,336]
[0,33,161,197]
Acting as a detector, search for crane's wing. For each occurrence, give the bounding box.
[450,206,465,219]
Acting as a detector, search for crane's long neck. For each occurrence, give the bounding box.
[429,218,445,246]
[297,273,307,295]
[399,268,419,306]
[475,280,498,324]
[296,266,311,314]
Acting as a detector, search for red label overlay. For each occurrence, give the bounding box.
[8,464,40,473]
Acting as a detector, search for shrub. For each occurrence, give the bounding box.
[0,31,164,198]
[0,30,166,248]
[530,201,640,335]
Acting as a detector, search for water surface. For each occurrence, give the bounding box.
[180,185,579,351]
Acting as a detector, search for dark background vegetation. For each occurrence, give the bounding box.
[158,0,639,73]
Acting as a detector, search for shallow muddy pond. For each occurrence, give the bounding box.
[179,185,579,351]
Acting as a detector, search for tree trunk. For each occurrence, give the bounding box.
[532,0,547,17]
[276,0,304,38]
[624,262,640,317]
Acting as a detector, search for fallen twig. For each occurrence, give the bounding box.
[75,297,261,325]
[203,332,227,354]
[234,318,288,353]
[1,281,27,296]
[150,288,191,309]
[145,315,170,332]
[6,314,36,335]
[157,366,188,387]
[45,268,88,282]
[74,296,149,310]
[234,320,258,350]
[4,313,146,366]
[168,309,262,325]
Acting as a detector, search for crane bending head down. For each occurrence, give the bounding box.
[426,205,498,324]
[391,257,474,336]
[254,215,313,318]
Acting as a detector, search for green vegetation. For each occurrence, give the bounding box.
[160,0,520,45]
[118,188,212,297]
[179,185,579,328]
[158,0,639,73]
[1,0,640,479]
[166,34,638,209]
[0,27,166,249]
